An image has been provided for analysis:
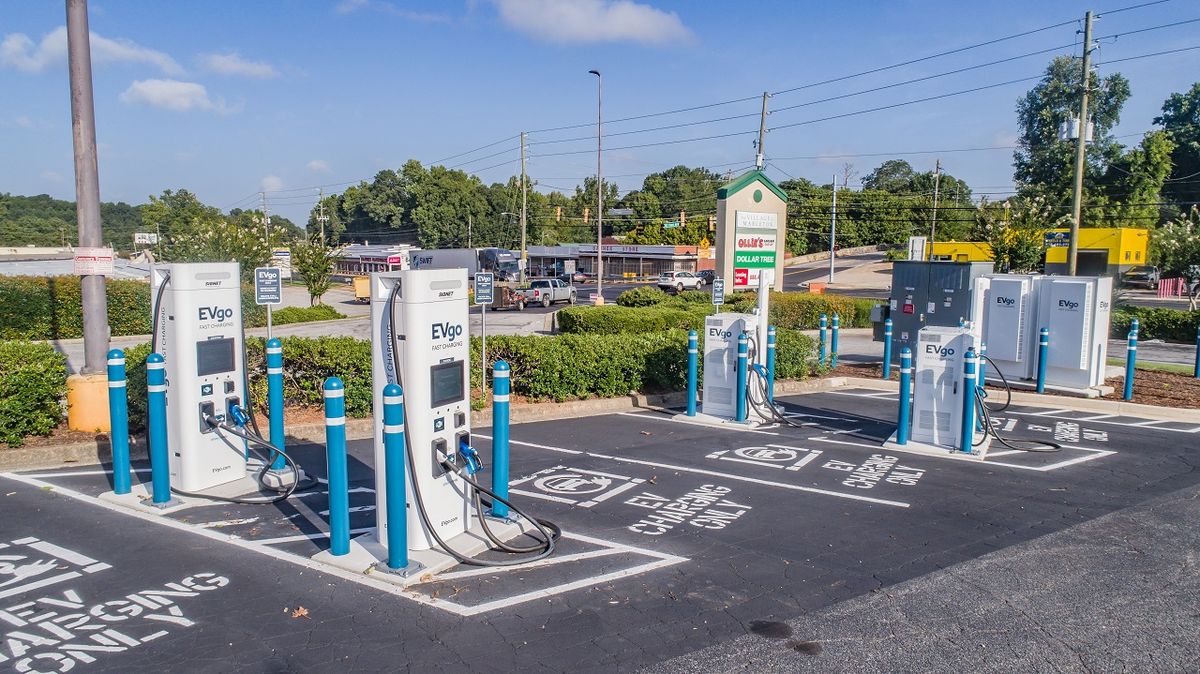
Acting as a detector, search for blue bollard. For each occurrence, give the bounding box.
[266,338,286,471]
[1036,327,1049,394]
[897,347,912,446]
[958,317,965,328]
[960,348,978,453]
[491,361,512,519]
[766,326,776,405]
[831,314,840,369]
[1130,317,1139,337]
[382,383,408,569]
[976,342,987,432]
[686,330,698,417]
[1124,330,1137,401]
[818,314,828,366]
[106,349,131,495]
[735,332,748,422]
[882,318,893,379]
[1194,323,1200,380]
[146,353,173,505]
[323,377,349,556]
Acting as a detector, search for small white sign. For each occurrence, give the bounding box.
[73,247,115,276]
[907,236,927,261]
[133,232,159,245]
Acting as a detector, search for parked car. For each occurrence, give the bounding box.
[657,271,704,293]
[520,278,576,307]
[558,271,589,284]
[696,270,716,286]
[1121,265,1160,289]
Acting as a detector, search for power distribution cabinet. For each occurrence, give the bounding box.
[912,326,977,449]
[977,274,1044,380]
[370,269,473,552]
[702,312,753,418]
[149,262,248,493]
[1037,275,1113,389]
[880,261,992,363]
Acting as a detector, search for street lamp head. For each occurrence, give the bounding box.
[588,69,600,77]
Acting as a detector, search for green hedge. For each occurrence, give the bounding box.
[115,330,817,426]
[0,276,343,340]
[1112,306,1200,343]
[558,305,714,335]
[0,341,68,447]
[728,292,878,329]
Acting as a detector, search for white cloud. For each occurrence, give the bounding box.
[1,26,182,74]
[119,79,238,113]
[336,0,450,22]
[488,0,690,45]
[201,51,279,78]
[40,170,62,182]
[261,175,285,192]
[307,159,331,173]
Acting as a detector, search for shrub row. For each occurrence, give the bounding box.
[0,341,68,447]
[115,330,817,429]
[727,292,878,329]
[0,276,343,340]
[1112,306,1200,343]
[558,304,714,335]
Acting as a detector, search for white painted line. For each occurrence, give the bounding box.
[473,433,582,454]
[1025,449,1117,472]
[1077,414,1115,421]
[433,548,626,581]
[1131,420,1164,427]
[715,455,787,470]
[197,517,260,529]
[782,412,845,421]
[1029,408,1072,416]
[1007,410,1200,433]
[24,468,154,478]
[577,479,644,508]
[984,450,1026,458]
[788,451,822,471]
[256,528,373,545]
[633,412,782,436]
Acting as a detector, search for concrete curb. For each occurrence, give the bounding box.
[837,375,1200,422]
[0,377,851,471]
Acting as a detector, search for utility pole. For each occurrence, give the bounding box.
[519,131,527,284]
[66,0,108,376]
[829,174,837,284]
[467,214,472,248]
[316,188,329,241]
[589,69,604,304]
[755,91,769,171]
[929,158,942,259]
[1068,9,1094,276]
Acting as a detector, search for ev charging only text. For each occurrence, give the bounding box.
[625,484,751,535]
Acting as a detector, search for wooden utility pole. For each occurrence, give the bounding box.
[755,92,769,170]
[929,159,942,257]
[520,131,527,283]
[1068,10,1094,276]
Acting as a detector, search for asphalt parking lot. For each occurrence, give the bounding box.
[2,389,1199,672]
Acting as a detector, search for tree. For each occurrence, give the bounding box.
[1100,130,1175,226]
[973,197,1064,273]
[1155,82,1200,208]
[861,160,916,192]
[290,235,345,305]
[1013,56,1131,213]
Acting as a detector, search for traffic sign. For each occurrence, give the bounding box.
[712,278,725,306]
[474,272,495,305]
[254,267,282,306]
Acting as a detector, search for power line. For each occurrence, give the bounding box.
[429,134,519,166]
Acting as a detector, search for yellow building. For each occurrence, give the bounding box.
[926,228,1149,276]
[1043,227,1149,276]
[929,241,994,262]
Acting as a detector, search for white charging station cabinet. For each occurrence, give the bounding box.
[1037,275,1113,389]
[912,326,977,449]
[702,313,753,419]
[369,268,473,552]
[149,262,248,493]
[978,274,1044,381]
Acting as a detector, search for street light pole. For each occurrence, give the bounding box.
[589,69,604,305]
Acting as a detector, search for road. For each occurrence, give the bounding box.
[782,251,887,291]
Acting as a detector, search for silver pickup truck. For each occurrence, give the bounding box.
[519,278,577,307]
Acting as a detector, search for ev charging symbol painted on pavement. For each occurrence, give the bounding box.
[733,446,797,462]
[708,444,823,471]
[535,473,611,495]
[511,466,645,508]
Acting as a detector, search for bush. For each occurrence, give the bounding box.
[0,276,346,340]
[558,305,713,335]
[0,341,68,446]
[616,285,672,307]
[1112,306,1200,343]
[728,292,878,329]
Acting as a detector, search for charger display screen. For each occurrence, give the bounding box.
[196,337,236,376]
[430,360,465,408]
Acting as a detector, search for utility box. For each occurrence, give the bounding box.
[912,326,977,450]
[877,261,993,363]
[702,312,753,418]
[149,262,248,493]
[1037,275,1113,390]
[976,274,1045,381]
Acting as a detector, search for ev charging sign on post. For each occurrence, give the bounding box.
[712,278,725,306]
[474,272,494,305]
[254,267,283,305]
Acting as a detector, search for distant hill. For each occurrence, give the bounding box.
[0,193,143,251]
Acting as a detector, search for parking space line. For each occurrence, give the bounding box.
[474,434,583,455]
[1007,410,1200,433]
[433,548,626,581]
[618,412,782,436]
[1029,408,1072,416]
[1131,420,1164,427]
[811,436,1115,473]
[256,528,374,545]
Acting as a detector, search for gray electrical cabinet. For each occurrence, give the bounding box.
[874,260,993,364]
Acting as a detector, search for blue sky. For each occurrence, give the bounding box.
[1,0,1196,226]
